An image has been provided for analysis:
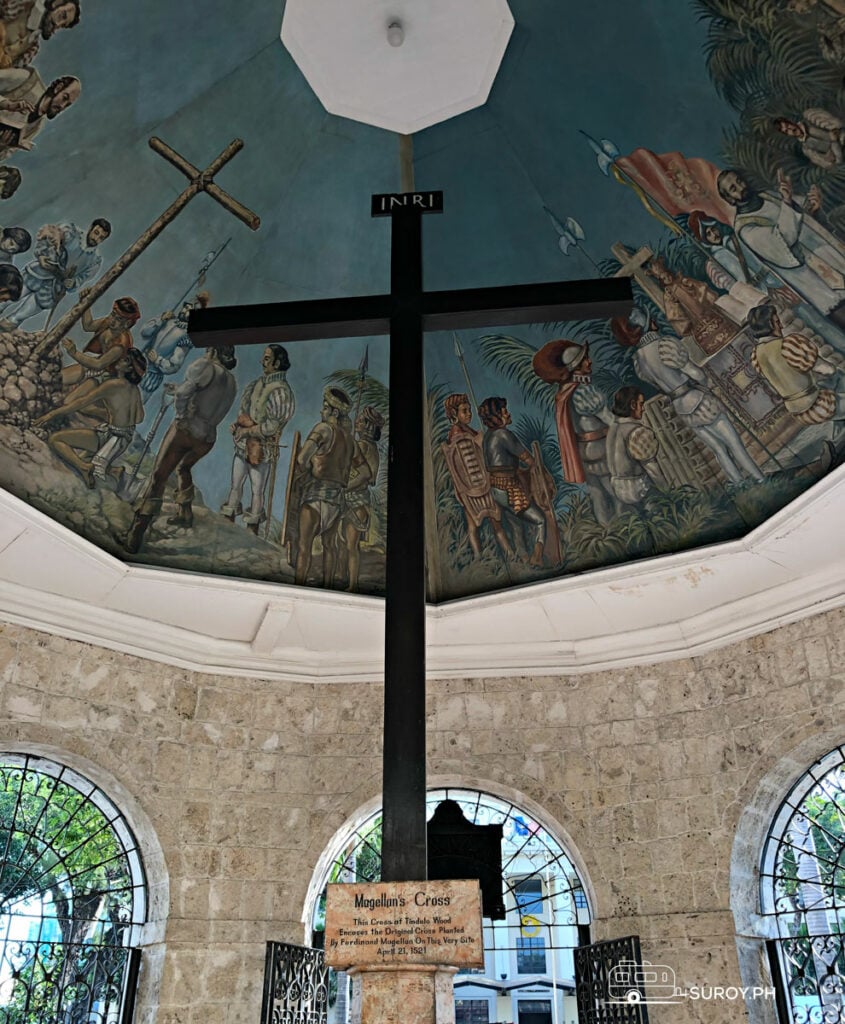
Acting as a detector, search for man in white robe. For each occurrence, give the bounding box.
[717,169,845,330]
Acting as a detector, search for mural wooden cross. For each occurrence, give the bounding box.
[188,190,632,883]
[34,137,260,356]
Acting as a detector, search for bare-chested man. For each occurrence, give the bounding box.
[34,348,147,488]
[294,385,354,586]
[60,293,140,403]
[333,404,384,592]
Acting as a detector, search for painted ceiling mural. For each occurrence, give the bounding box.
[0,0,842,600]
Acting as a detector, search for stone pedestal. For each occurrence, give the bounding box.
[348,964,458,1024]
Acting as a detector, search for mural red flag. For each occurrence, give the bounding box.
[616,148,734,225]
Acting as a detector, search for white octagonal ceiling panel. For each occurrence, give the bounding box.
[281,0,515,134]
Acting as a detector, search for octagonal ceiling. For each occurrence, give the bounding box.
[281,0,515,134]
[0,0,843,614]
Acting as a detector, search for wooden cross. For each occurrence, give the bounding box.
[611,242,665,310]
[189,190,632,883]
[34,137,260,356]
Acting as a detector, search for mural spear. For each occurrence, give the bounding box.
[171,237,232,313]
[453,333,480,415]
[352,343,369,425]
[543,206,603,274]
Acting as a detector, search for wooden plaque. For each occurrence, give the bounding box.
[324,879,484,969]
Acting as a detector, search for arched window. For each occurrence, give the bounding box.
[0,753,147,1024]
[761,744,845,1024]
[309,788,591,1024]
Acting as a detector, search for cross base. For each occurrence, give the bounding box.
[348,964,459,1024]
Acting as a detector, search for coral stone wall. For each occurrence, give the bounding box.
[0,609,843,1024]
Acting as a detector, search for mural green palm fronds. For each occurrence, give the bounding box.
[474,334,555,408]
[763,27,841,110]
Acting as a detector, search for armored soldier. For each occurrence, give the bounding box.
[441,392,513,559]
[747,303,845,437]
[612,306,764,484]
[336,405,384,592]
[533,338,621,525]
[294,386,355,586]
[138,292,209,399]
[478,396,550,569]
[607,387,668,507]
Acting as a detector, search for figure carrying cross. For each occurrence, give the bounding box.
[188,189,632,885]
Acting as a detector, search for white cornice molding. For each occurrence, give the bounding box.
[0,471,843,682]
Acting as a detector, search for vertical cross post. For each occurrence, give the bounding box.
[381,203,427,883]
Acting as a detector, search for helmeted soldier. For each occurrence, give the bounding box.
[607,387,668,507]
[478,396,548,569]
[336,404,384,592]
[294,385,355,586]
[441,392,513,560]
[612,306,764,484]
[138,292,209,399]
[532,338,621,525]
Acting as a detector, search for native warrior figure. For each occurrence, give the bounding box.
[478,396,560,569]
[646,256,738,356]
[532,338,621,526]
[33,349,146,489]
[441,393,514,559]
[336,405,385,592]
[0,68,79,161]
[293,386,355,586]
[120,346,238,554]
[607,387,668,507]
[747,304,845,442]
[3,219,109,328]
[0,0,80,68]
[774,110,845,170]
[717,169,845,332]
[59,295,140,404]
[222,344,295,535]
[138,292,209,398]
[612,307,764,484]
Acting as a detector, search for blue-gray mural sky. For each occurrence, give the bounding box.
[1,0,841,597]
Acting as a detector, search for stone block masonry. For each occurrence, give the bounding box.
[0,608,843,1022]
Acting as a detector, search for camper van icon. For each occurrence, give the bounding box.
[607,960,681,1005]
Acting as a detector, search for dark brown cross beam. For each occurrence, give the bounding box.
[189,191,632,884]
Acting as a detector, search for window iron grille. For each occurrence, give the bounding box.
[0,755,146,1024]
[761,745,845,1024]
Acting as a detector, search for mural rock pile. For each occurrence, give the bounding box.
[0,331,62,429]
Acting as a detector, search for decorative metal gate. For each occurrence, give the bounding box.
[261,942,329,1024]
[767,936,845,1024]
[574,935,649,1024]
